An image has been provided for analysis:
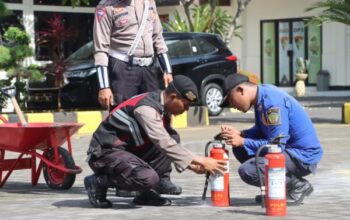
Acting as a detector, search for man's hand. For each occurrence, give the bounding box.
[163,74,173,87]
[188,164,206,174]
[220,124,244,147]
[221,124,241,136]
[98,88,114,109]
[191,156,227,175]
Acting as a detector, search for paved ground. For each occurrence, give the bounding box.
[0,119,350,219]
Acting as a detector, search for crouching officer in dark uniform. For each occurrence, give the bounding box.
[94,0,176,195]
[84,75,227,208]
[218,74,323,206]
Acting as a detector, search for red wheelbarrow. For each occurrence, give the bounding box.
[0,86,83,190]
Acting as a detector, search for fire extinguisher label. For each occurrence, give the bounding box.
[210,173,224,191]
[268,168,285,199]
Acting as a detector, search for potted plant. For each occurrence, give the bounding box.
[294,57,310,97]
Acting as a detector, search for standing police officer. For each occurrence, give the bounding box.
[219,74,323,206]
[84,75,227,208]
[93,0,176,194]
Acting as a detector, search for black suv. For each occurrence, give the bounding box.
[34,32,237,115]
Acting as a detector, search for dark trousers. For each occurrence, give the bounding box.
[89,146,171,191]
[108,56,164,106]
[232,147,315,187]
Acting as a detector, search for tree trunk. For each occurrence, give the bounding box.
[224,0,252,45]
[180,0,195,31]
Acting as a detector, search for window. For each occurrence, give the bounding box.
[4,0,22,3]
[166,38,198,59]
[66,41,94,62]
[34,11,94,60]
[196,37,218,54]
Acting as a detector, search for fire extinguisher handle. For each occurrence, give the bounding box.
[201,172,210,200]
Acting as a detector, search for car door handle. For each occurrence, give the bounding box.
[198,58,207,63]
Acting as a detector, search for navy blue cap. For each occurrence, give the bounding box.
[219,74,249,107]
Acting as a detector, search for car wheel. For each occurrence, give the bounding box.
[202,83,224,116]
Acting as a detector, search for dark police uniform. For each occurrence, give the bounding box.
[84,75,199,208]
[233,84,323,187]
[94,0,172,105]
[87,90,194,191]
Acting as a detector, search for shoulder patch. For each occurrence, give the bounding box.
[96,7,107,22]
[266,107,281,125]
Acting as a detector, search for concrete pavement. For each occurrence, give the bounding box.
[0,123,350,219]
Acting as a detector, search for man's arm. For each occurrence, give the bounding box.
[134,105,195,172]
[134,106,227,174]
[152,4,173,86]
[93,5,114,107]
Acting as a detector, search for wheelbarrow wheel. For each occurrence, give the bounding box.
[43,147,76,190]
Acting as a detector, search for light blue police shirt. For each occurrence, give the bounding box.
[242,84,323,165]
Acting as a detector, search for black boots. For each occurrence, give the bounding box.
[116,178,182,197]
[255,177,314,206]
[84,175,113,208]
[154,178,182,195]
[286,177,314,206]
[133,189,172,206]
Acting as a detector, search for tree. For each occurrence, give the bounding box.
[163,0,252,44]
[163,3,232,37]
[37,15,77,87]
[0,0,10,18]
[0,27,43,106]
[224,0,252,44]
[305,0,350,26]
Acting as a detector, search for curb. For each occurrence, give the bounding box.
[0,106,209,134]
[342,103,350,124]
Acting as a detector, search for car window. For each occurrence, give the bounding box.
[66,41,94,62]
[196,37,219,55]
[166,38,199,59]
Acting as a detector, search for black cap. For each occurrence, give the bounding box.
[167,75,198,102]
[219,74,249,108]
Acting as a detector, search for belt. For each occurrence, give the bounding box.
[108,49,154,66]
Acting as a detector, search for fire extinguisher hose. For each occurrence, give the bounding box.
[201,141,213,200]
[256,145,268,208]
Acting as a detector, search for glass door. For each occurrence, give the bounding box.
[261,19,322,86]
[278,22,291,86]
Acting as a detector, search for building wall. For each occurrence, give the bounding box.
[237,0,349,87]
[322,23,350,87]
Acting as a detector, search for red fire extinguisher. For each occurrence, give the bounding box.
[265,144,286,216]
[256,140,286,216]
[202,140,230,207]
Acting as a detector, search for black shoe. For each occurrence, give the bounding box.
[133,189,172,206]
[84,175,112,208]
[255,194,264,204]
[115,189,140,197]
[154,179,182,195]
[287,178,314,206]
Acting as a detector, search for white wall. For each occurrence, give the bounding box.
[323,23,350,86]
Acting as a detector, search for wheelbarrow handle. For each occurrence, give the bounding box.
[0,86,27,126]
[0,86,16,98]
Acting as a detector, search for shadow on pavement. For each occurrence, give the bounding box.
[53,198,142,210]
[170,196,258,207]
[0,182,86,195]
[223,209,265,216]
[53,196,259,209]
